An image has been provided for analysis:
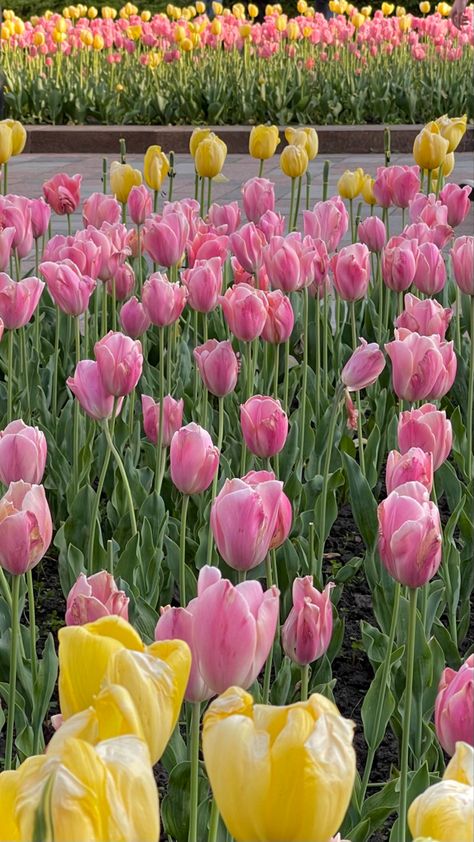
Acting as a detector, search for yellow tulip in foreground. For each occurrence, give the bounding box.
[202,686,356,842]
[249,124,280,160]
[0,123,13,166]
[280,143,309,178]
[194,133,227,178]
[0,735,159,842]
[285,126,319,160]
[435,113,467,153]
[413,123,449,171]
[337,167,364,199]
[58,615,191,763]
[0,119,26,156]
[408,742,474,842]
[144,144,170,190]
[109,161,142,203]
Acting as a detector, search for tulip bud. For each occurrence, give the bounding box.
[170,422,219,494]
[40,260,96,316]
[249,124,280,160]
[357,216,386,253]
[412,242,446,295]
[181,257,222,312]
[29,197,51,239]
[0,420,47,486]
[0,273,44,329]
[282,577,334,666]
[193,339,239,397]
[330,243,371,301]
[337,168,364,199]
[451,235,474,296]
[341,338,385,390]
[144,144,170,191]
[280,143,308,178]
[382,236,418,292]
[194,134,227,178]
[242,177,275,223]
[413,123,449,171]
[127,184,152,225]
[109,162,142,205]
[142,211,189,267]
[261,290,294,343]
[142,272,187,326]
[439,183,472,228]
[120,296,151,338]
[220,282,268,341]
[67,359,123,421]
[303,197,349,252]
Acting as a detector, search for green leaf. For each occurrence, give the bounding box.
[361,645,404,751]
[32,635,58,750]
[342,452,378,552]
[161,761,209,842]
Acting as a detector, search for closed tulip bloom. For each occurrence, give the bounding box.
[382,236,418,292]
[109,161,142,204]
[208,201,241,234]
[66,571,129,625]
[263,235,304,292]
[378,480,442,587]
[373,167,393,208]
[282,577,334,666]
[249,125,280,160]
[106,261,135,301]
[82,191,121,228]
[0,481,52,576]
[120,296,151,338]
[341,338,385,390]
[193,339,238,397]
[337,167,364,200]
[0,195,33,258]
[170,422,219,494]
[280,144,309,178]
[156,601,213,703]
[230,222,266,274]
[398,404,452,471]
[386,448,433,494]
[262,290,294,343]
[402,219,453,250]
[412,242,446,295]
[241,395,288,457]
[220,282,268,341]
[451,236,474,296]
[141,394,184,446]
[142,272,187,326]
[428,337,456,400]
[203,686,356,842]
[361,174,377,206]
[94,330,143,397]
[439,183,472,228]
[396,293,452,340]
[142,211,189,267]
[390,165,421,208]
[67,359,123,421]
[330,243,370,301]
[386,330,450,402]
[29,197,51,239]
[190,128,211,157]
[435,655,474,757]
[211,476,283,571]
[0,123,13,165]
[0,420,47,485]
[127,184,152,225]
[242,178,275,223]
[303,197,349,252]
[413,123,449,171]
[43,172,82,215]
[242,469,292,549]
[258,209,286,242]
[435,113,468,153]
[144,144,170,190]
[285,126,319,160]
[40,260,96,316]
[1,119,27,156]
[0,228,15,273]
[195,134,227,178]
[187,229,229,267]
[357,216,386,253]
[0,273,44,329]
[181,256,222,312]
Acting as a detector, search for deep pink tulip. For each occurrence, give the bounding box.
[341,338,385,391]
[439,183,472,228]
[230,222,266,274]
[170,423,219,495]
[208,201,241,234]
[402,220,453,249]
[65,571,129,626]
[451,236,474,296]
[141,394,184,447]
[409,192,449,228]
[29,198,51,240]
[187,230,229,268]
[0,420,47,486]
[119,296,151,338]
[398,404,452,471]
[127,184,152,226]
[395,293,452,340]
[193,339,238,397]
[43,173,82,215]
[240,395,288,458]
[219,282,268,341]
[142,211,189,267]
[412,242,446,295]
[0,481,52,576]
[82,192,121,228]
[94,331,143,397]
[2,195,33,259]
[0,273,44,329]
[390,165,421,209]
[330,243,370,301]
[377,481,442,588]
[357,216,386,253]
[0,228,15,273]
[303,197,349,252]
[385,448,433,494]
[142,273,187,327]
[40,260,95,316]
[263,235,304,292]
[242,177,275,223]
[381,236,418,292]
[281,577,334,666]
[261,290,294,344]
[67,359,123,421]
[211,476,283,571]
[257,209,285,242]
[435,655,474,756]
[181,257,222,313]
[386,330,455,402]
[242,469,292,549]
[373,167,393,208]
[106,262,135,301]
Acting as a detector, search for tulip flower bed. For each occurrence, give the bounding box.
[0,114,473,842]
[2,3,474,126]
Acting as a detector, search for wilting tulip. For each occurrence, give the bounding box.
[0,420,47,485]
[142,272,187,326]
[385,330,455,402]
[303,197,349,252]
[202,686,356,842]
[120,296,151,338]
[280,143,308,178]
[395,293,452,340]
[94,331,143,397]
[193,339,238,397]
[170,422,219,494]
[398,404,452,471]
[439,183,472,228]
[67,360,123,421]
[142,211,189,267]
[337,168,364,200]
[382,236,418,292]
[249,125,280,160]
[208,201,241,234]
[43,172,82,215]
[220,282,268,341]
[0,481,52,576]
[386,448,433,494]
[413,124,449,171]
[0,228,14,273]
[262,290,294,343]
[0,273,44,329]
[181,257,222,312]
[109,161,142,204]
[29,197,51,240]
[66,571,129,625]
[282,577,334,666]
[451,235,474,296]
[82,191,121,228]
[357,216,386,253]
[412,242,446,295]
[241,395,288,457]
[435,655,474,756]
[330,244,370,301]
[40,260,96,316]
[194,134,227,178]
[144,144,170,191]
[242,469,292,549]
[141,394,184,446]
[377,480,442,587]
[341,338,385,390]
[242,178,275,223]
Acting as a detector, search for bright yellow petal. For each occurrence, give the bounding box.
[0,769,22,841]
[408,780,474,842]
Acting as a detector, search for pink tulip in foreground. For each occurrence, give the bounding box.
[357,216,386,253]
[263,235,305,292]
[208,201,241,234]
[142,210,189,267]
[141,394,184,447]
[220,282,268,341]
[142,272,187,327]
[119,296,151,338]
[439,183,472,228]
[382,236,418,292]
[40,260,96,316]
[390,165,421,209]
[398,404,452,471]
[181,257,223,313]
[261,290,294,344]
[170,423,219,494]
[0,195,33,259]
[412,242,446,295]
[451,235,474,296]
[435,655,474,756]
[193,339,239,397]
[0,318,3,343]
[242,469,292,549]
[282,577,334,666]
[386,448,433,494]
[67,360,123,421]
[0,481,52,575]
[94,331,143,397]
[0,420,47,486]
[65,571,129,626]
[240,395,288,457]
[242,177,275,223]
[303,196,348,252]
[230,222,266,274]
[82,191,121,228]
[127,184,152,226]
[395,293,452,340]
[330,243,370,301]
[0,227,15,273]
[42,172,82,215]
[377,481,442,588]
[385,330,456,402]
[0,273,44,329]
[341,338,385,391]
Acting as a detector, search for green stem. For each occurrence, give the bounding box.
[350,301,365,476]
[288,178,296,234]
[103,420,137,535]
[283,338,290,414]
[26,570,37,688]
[111,276,117,332]
[399,588,418,842]
[7,329,14,423]
[377,253,384,345]
[315,299,321,420]
[292,176,302,232]
[0,568,12,607]
[300,664,310,701]
[208,798,220,842]
[73,317,81,495]
[349,198,354,242]
[206,178,212,216]
[4,575,20,771]
[245,339,253,401]
[273,343,280,400]
[206,397,224,566]
[258,159,264,177]
[88,426,112,574]
[179,495,190,606]
[322,285,329,398]
[102,279,108,337]
[315,384,344,580]
[298,287,309,478]
[426,169,432,197]
[467,297,474,481]
[188,701,201,842]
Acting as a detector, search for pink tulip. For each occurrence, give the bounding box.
[230,222,266,274]
[357,216,386,253]
[303,197,349,252]
[0,273,44,329]
[0,228,15,273]
[29,198,51,240]
[263,235,304,292]
[0,196,33,259]
[163,199,200,238]
[281,577,334,666]
[451,236,474,296]
[65,571,129,626]
[390,165,421,209]
[409,192,449,228]
[377,481,442,588]
[385,330,453,402]
[120,296,151,338]
[398,404,452,471]
[127,184,152,226]
[219,282,268,341]
[82,192,121,228]
[94,331,143,397]
[330,243,370,301]
[386,448,433,494]
[193,339,239,397]
[142,273,187,327]
[0,481,52,576]
[261,290,294,344]
[0,420,47,486]
[430,337,457,400]
[106,262,135,301]
[43,233,102,281]
[187,230,229,267]
[439,183,472,228]
[373,167,393,208]
[242,177,275,223]
[257,209,285,242]
[43,173,82,215]
[181,257,222,313]
[0,318,3,343]
[305,238,330,293]
[242,469,292,549]
[211,476,283,571]
[395,293,452,340]
[98,222,131,280]
[142,211,189,267]
[402,220,453,249]
[341,339,385,391]
[170,423,219,494]
[208,201,241,234]
[412,242,446,295]
[240,395,288,457]
[67,360,123,421]
[141,394,184,447]
[435,655,474,756]
[382,236,418,292]
[40,260,95,316]
[156,600,213,703]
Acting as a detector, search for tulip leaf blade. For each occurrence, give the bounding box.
[341,451,378,553]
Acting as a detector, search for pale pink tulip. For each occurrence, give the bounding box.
[242,177,275,223]
[208,201,241,234]
[281,578,334,666]
[193,339,238,397]
[242,469,292,549]
[439,183,472,228]
[390,165,421,209]
[0,273,44,329]
[0,420,47,486]
[65,571,129,625]
[330,243,370,301]
[94,331,143,397]
[395,293,452,339]
[261,290,294,344]
[398,404,452,471]
[341,338,385,391]
[435,655,474,756]
[127,184,152,226]
[230,222,266,274]
[386,448,433,494]
[219,283,268,341]
[82,192,121,228]
[120,296,151,338]
[412,242,446,295]
[0,481,52,575]
[0,228,15,273]
[382,236,418,292]
[357,216,386,253]
[451,236,474,296]
[170,423,219,494]
[241,395,288,457]
[142,211,189,267]
[40,260,95,316]
[142,273,187,327]
[181,257,222,313]
[67,360,123,421]
[141,394,184,447]
[303,197,349,252]
[385,330,454,402]
[29,198,51,240]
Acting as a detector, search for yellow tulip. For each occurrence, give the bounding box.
[213,1,224,12]
[194,134,227,178]
[398,13,411,30]
[408,742,474,842]
[419,1,430,10]
[396,5,406,13]
[285,126,319,160]
[108,162,142,202]
[203,687,356,842]
[361,6,372,15]
[337,167,364,199]
[248,3,259,16]
[435,113,467,153]
[297,0,308,10]
[33,30,46,45]
[88,5,98,16]
[189,126,211,156]
[381,1,394,11]
[249,124,280,160]
[1,120,26,156]
[196,0,206,11]
[437,1,451,13]
[280,144,308,178]
[14,18,26,34]
[240,22,252,36]
[80,28,93,44]
[0,123,13,166]
[429,151,454,180]
[352,12,366,26]
[141,9,152,20]
[413,123,449,170]
[0,735,159,842]
[276,13,287,29]
[361,174,377,205]
[287,20,300,38]
[127,23,142,39]
[92,33,104,49]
